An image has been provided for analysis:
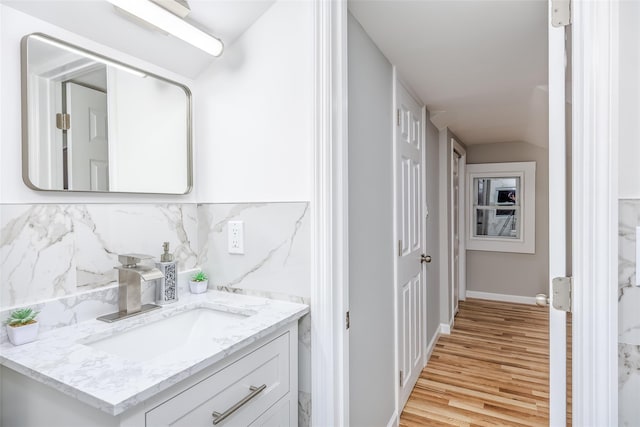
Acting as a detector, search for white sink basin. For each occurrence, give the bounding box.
[85,308,251,362]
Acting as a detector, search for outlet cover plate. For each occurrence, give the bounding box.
[228,221,244,254]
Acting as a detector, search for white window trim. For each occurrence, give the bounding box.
[466,161,536,254]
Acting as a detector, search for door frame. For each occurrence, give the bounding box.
[451,140,466,311]
[310,0,349,425]
[570,0,618,424]
[311,0,619,425]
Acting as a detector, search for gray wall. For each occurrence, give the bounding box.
[425,117,441,341]
[347,13,395,427]
[466,141,549,297]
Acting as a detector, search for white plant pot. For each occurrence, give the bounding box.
[189,280,208,294]
[6,322,39,346]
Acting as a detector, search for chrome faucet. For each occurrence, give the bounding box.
[97,254,164,323]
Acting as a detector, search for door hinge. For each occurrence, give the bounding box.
[345,311,350,330]
[56,113,70,130]
[551,0,571,27]
[552,276,572,312]
[397,109,401,126]
[399,370,403,387]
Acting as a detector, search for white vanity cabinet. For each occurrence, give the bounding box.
[1,323,299,427]
[145,330,291,426]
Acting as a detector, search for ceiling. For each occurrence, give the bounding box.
[2,0,275,79]
[348,0,549,147]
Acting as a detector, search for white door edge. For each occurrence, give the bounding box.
[421,104,429,368]
[391,66,400,421]
[548,0,567,423]
[571,0,619,425]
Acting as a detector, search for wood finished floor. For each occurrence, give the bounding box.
[399,298,566,427]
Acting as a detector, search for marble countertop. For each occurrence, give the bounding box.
[0,291,309,416]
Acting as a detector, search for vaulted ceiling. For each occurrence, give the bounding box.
[348,0,549,147]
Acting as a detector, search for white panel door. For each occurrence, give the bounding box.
[548,3,568,424]
[66,82,109,191]
[396,80,425,409]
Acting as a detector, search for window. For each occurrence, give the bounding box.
[466,162,536,253]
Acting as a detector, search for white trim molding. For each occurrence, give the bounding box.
[465,290,537,305]
[439,317,454,335]
[571,0,619,425]
[426,328,440,362]
[385,411,399,427]
[311,0,349,426]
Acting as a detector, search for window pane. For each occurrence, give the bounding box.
[474,208,520,239]
[474,177,520,207]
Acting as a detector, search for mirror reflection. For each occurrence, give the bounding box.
[473,177,520,239]
[22,33,192,194]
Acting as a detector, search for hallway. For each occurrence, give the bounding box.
[399,299,550,426]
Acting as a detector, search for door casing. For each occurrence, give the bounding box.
[310,0,619,425]
[451,141,466,315]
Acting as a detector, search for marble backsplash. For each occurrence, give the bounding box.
[618,199,640,425]
[197,203,310,299]
[0,202,311,310]
[0,204,199,309]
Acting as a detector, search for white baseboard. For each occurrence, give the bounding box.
[386,410,399,427]
[439,316,454,335]
[426,329,439,360]
[465,290,537,305]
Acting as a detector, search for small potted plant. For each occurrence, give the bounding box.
[189,271,209,294]
[5,307,39,346]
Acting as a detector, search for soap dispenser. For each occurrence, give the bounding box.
[156,242,178,305]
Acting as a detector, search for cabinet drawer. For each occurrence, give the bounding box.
[248,398,291,427]
[146,332,290,427]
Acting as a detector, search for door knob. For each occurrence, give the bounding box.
[420,254,432,264]
[535,293,550,306]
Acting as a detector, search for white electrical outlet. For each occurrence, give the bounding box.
[228,221,244,254]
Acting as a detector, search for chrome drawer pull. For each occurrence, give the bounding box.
[211,384,267,425]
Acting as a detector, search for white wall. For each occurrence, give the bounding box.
[0,5,196,204]
[195,0,313,203]
[347,13,396,427]
[619,1,640,198]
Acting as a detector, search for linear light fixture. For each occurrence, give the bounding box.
[107,0,224,57]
